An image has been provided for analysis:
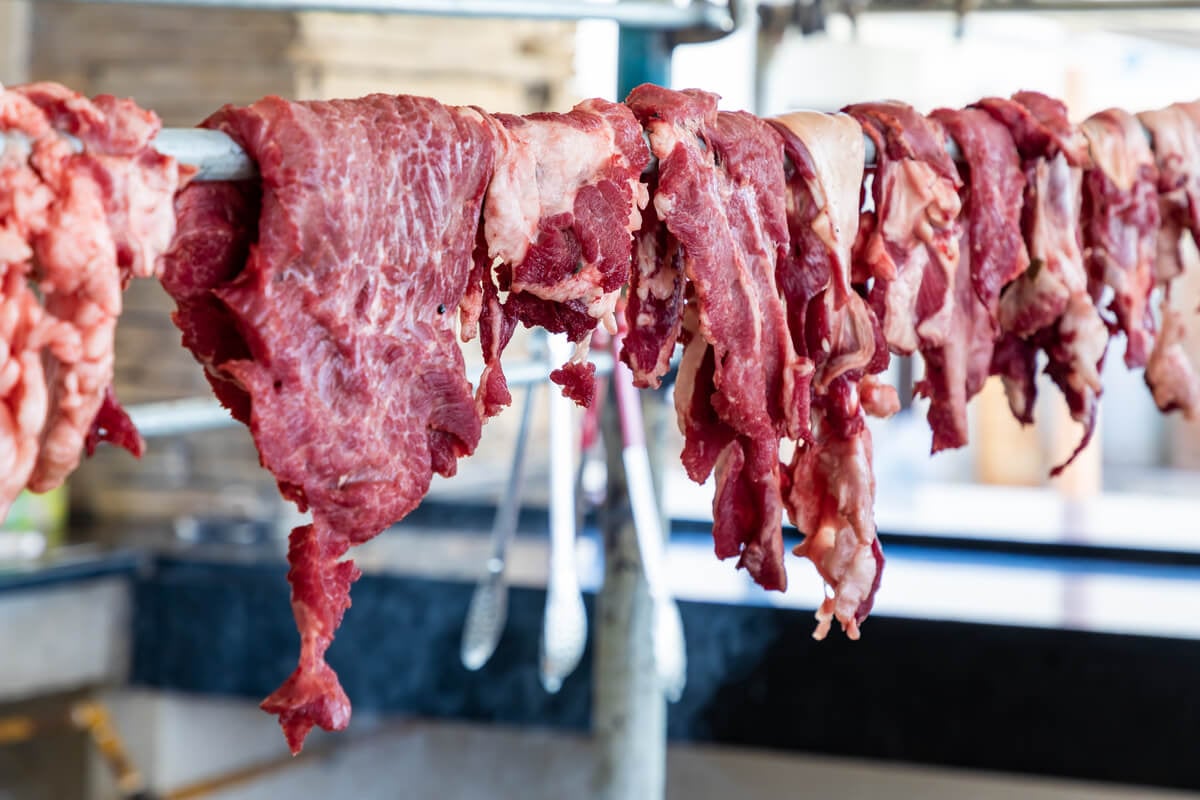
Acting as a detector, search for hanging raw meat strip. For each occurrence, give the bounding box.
[916,107,1028,452]
[844,101,963,355]
[162,94,497,754]
[480,99,649,407]
[771,110,897,640]
[976,92,1108,474]
[1137,103,1200,417]
[0,83,186,518]
[1080,108,1159,368]
[622,157,686,389]
[625,84,806,591]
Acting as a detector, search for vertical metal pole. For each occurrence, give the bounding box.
[593,391,666,800]
[590,28,673,800]
[617,28,672,95]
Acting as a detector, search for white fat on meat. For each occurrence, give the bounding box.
[1146,300,1200,418]
[1082,110,1150,194]
[877,159,962,353]
[999,154,1088,335]
[772,111,876,388]
[789,420,878,642]
[0,270,48,517]
[484,103,646,332]
[773,110,864,284]
[1055,293,1108,403]
[1137,105,1200,284]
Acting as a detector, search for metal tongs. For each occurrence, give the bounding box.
[611,329,687,701]
[460,382,537,671]
[538,334,590,693]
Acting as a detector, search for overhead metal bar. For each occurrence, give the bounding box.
[64,0,736,30]
[866,0,1200,10]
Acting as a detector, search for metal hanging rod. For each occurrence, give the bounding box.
[63,0,736,29]
[870,0,1200,10]
[145,119,1138,182]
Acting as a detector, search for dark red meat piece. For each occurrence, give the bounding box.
[625,84,807,592]
[84,385,143,457]
[162,94,496,753]
[976,92,1108,473]
[917,107,1027,452]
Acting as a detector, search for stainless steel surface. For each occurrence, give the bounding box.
[64,0,736,30]
[538,336,588,694]
[125,397,237,438]
[153,128,257,181]
[460,384,536,672]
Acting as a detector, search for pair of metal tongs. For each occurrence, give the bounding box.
[610,329,688,702]
[459,335,591,691]
[460,330,685,701]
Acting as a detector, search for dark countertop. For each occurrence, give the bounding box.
[0,545,144,593]
[4,499,1200,792]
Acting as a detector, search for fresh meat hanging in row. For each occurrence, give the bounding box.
[159,87,1200,752]
[0,79,1197,755]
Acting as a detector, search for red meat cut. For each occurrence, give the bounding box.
[162,94,498,754]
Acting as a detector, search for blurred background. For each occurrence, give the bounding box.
[1,1,1199,798]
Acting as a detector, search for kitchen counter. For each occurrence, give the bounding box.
[3,499,1200,792]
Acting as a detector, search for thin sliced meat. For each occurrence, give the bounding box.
[162,94,497,754]
[917,107,1027,452]
[785,416,882,641]
[622,166,685,389]
[771,110,894,639]
[845,101,963,355]
[977,92,1107,472]
[483,99,648,403]
[1139,103,1200,283]
[1137,103,1200,417]
[1145,298,1200,417]
[1080,108,1159,368]
[626,84,805,591]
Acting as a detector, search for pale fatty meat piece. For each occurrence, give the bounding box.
[1138,103,1200,284]
[1145,300,1200,418]
[1080,108,1160,368]
[786,415,883,641]
[481,99,649,405]
[845,101,963,356]
[1137,103,1200,417]
[976,92,1109,474]
[771,109,893,639]
[162,94,497,754]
